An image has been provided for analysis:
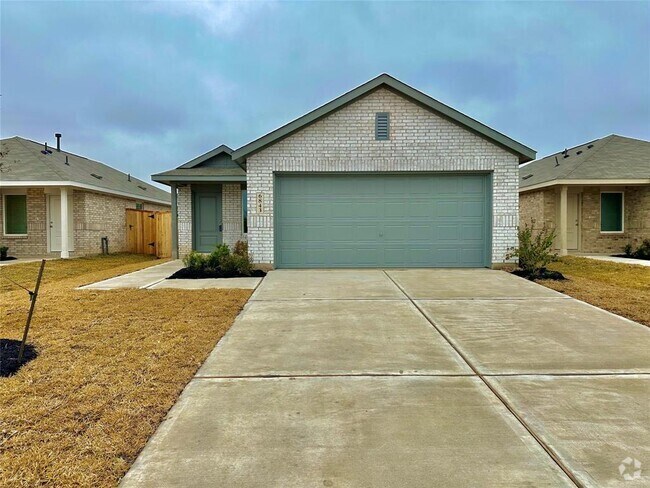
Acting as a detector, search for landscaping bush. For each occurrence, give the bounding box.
[506,222,561,280]
[0,246,8,260]
[623,243,634,257]
[620,239,650,260]
[173,241,262,279]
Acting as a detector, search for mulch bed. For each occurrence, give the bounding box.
[0,256,18,261]
[169,267,267,279]
[511,268,566,281]
[0,339,37,377]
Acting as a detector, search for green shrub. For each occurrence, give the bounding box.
[633,239,650,260]
[0,246,8,260]
[506,222,558,278]
[219,252,253,277]
[623,243,633,257]
[207,244,230,269]
[233,240,248,257]
[183,251,206,271]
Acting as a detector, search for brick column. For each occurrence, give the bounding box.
[177,185,192,257]
[222,184,243,248]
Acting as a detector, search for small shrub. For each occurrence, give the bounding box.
[207,244,230,269]
[233,240,248,257]
[506,222,558,279]
[633,239,650,260]
[0,246,8,260]
[219,252,253,277]
[623,243,633,257]
[183,251,206,271]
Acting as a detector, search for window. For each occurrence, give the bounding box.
[4,194,28,235]
[135,202,144,210]
[242,189,248,233]
[600,192,623,232]
[375,112,390,140]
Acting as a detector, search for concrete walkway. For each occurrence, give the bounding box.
[576,253,650,267]
[78,260,262,290]
[120,269,650,487]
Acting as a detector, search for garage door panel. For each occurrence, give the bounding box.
[275,174,490,268]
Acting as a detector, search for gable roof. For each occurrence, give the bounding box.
[232,73,536,163]
[0,136,170,204]
[152,144,246,183]
[519,135,650,191]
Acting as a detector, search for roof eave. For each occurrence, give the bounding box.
[232,73,536,163]
[152,175,247,184]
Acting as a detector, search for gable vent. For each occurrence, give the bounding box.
[375,112,390,140]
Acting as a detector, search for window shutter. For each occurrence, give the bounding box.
[375,112,390,140]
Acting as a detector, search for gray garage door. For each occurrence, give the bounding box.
[275,173,491,268]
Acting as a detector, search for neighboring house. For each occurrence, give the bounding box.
[519,135,650,255]
[0,135,171,258]
[153,73,535,268]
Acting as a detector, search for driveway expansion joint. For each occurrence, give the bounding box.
[381,270,583,488]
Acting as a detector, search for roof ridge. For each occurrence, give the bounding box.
[14,137,70,181]
[562,135,616,180]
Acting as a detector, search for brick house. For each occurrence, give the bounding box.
[0,135,170,258]
[153,74,535,268]
[519,135,650,255]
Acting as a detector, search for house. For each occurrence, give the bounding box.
[519,135,650,255]
[0,135,171,258]
[153,73,535,268]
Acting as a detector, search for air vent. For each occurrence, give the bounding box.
[137,185,147,191]
[576,150,583,155]
[522,174,533,180]
[91,173,103,179]
[375,112,390,140]
[587,144,594,149]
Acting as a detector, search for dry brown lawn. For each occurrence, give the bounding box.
[539,256,650,326]
[0,254,251,486]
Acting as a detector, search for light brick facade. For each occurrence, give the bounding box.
[177,185,193,256]
[0,187,169,257]
[519,185,650,253]
[247,88,520,266]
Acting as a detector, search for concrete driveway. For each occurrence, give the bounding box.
[120,269,650,488]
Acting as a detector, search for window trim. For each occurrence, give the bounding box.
[599,191,624,234]
[3,192,28,237]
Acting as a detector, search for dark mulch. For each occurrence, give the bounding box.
[511,268,566,281]
[169,267,267,280]
[612,254,650,261]
[0,256,18,261]
[0,339,37,377]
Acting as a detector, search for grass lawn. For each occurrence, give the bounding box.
[0,254,251,487]
[539,256,650,327]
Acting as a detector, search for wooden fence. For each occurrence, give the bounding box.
[126,209,172,258]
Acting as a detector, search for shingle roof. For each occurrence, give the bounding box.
[232,73,536,163]
[152,145,245,183]
[519,135,650,189]
[0,136,170,204]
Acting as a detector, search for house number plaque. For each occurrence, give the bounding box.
[256,193,264,213]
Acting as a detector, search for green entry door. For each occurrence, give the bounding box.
[193,188,222,252]
[275,174,491,268]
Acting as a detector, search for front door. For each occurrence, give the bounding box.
[193,189,222,252]
[567,193,579,250]
[48,194,74,252]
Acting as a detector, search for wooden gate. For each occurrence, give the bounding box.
[126,209,172,258]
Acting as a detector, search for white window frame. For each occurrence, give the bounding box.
[2,191,28,237]
[599,191,624,234]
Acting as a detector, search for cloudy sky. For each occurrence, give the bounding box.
[2,1,649,187]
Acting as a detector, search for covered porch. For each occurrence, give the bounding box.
[152,145,247,258]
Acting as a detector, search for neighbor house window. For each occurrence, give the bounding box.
[135,202,144,210]
[4,194,28,235]
[242,189,248,233]
[600,192,624,233]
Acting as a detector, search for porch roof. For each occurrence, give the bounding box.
[152,144,246,185]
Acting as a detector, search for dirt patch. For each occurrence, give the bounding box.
[0,339,37,377]
[0,254,251,486]
[511,268,565,281]
[169,267,267,279]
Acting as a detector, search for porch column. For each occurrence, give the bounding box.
[558,185,568,256]
[60,187,70,259]
[170,183,179,259]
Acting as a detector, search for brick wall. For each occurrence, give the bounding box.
[581,185,649,253]
[222,184,243,248]
[1,187,169,257]
[0,188,48,256]
[247,87,520,266]
[177,185,193,256]
[519,189,556,230]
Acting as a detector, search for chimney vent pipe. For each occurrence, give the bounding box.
[55,133,62,152]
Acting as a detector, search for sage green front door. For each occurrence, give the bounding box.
[275,174,491,268]
[193,187,222,252]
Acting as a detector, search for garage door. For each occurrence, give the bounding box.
[275,173,491,268]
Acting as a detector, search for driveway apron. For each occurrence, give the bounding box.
[120,269,649,488]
